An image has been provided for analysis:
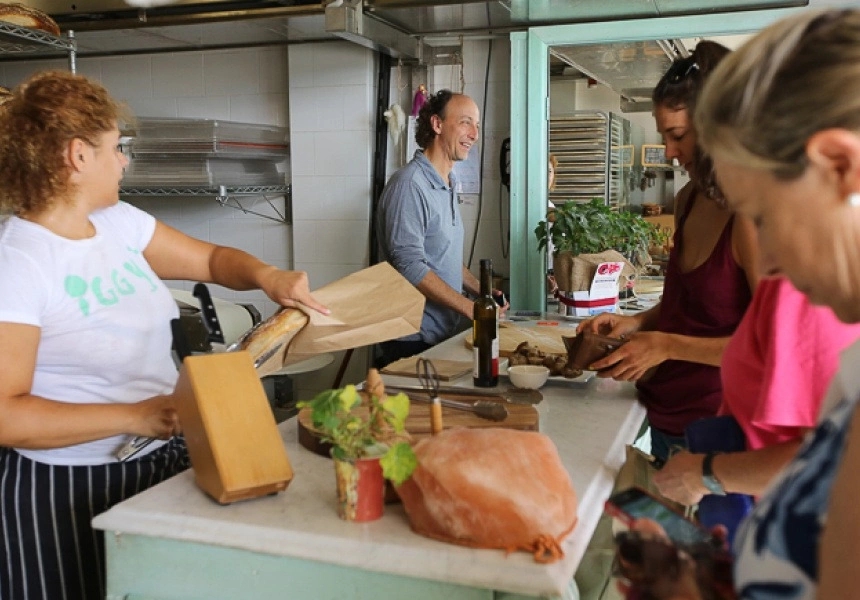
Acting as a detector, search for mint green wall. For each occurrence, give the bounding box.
[508,8,801,311]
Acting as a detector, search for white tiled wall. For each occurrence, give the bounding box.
[287,42,377,392]
[288,41,375,290]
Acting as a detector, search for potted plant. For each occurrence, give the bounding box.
[535,198,657,307]
[535,198,655,261]
[297,369,417,522]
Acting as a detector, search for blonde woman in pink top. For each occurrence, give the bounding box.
[653,276,860,505]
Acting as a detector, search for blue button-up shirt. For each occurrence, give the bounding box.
[376,150,464,344]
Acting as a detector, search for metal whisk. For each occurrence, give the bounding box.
[416,357,443,435]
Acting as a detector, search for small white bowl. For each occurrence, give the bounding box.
[507,365,550,390]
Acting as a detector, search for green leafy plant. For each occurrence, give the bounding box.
[648,223,673,256]
[535,198,656,260]
[297,384,417,486]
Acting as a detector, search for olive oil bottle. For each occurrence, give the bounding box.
[473,259,499,387]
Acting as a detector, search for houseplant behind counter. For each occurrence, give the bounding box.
[297,369,417,522]
[535,198,656,301]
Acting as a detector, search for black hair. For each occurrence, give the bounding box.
[653,41,731,204]
[652,41,731,110]
[415,89,455,150]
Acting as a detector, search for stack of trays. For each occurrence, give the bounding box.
[122,118,289,188]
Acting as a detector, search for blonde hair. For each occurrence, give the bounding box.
[0,70,131,215]
[548,153,558,192]
[696,9,860,179]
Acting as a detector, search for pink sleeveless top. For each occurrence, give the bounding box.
[637,191,752,436]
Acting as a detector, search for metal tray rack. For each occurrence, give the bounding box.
[0,22,76,71]
[549,111,630,209]
[120,118,291,223]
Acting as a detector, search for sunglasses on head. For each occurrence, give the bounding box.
[666,57,700,84]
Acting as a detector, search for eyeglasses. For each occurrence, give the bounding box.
[666,58,700,85]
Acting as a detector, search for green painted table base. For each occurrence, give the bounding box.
[105,533,576,600]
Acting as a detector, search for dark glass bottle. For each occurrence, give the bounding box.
[473,259,499,387]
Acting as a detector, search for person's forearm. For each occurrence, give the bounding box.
[416,270,474,319]
[713,440,802,496]
[0,394,142,449]
[462,265,480,297]
[634,302,661,331]
[662,332,730,366]
[208,246,277,290]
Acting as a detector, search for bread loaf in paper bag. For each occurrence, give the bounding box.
[395,428,578,562]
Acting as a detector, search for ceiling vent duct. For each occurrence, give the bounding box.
[324,0,418,59]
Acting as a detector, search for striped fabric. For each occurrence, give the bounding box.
[0,437,189,600]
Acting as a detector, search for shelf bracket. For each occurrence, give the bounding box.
[215,185,289,224]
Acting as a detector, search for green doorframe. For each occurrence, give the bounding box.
[508,7,801,311]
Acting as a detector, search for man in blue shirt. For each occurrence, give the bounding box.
[375,90,482,367]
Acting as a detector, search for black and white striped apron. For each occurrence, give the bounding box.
[0,437,189,600]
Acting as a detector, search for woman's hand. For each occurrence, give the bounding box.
[133,394,181,439]
[589,331,671,381]
[577,312,642,338]
[653,451,709,506]
[260,268,330,315]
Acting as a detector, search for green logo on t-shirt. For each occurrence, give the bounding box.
[64,257,157,316]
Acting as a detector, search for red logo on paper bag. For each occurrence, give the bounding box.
[597,263,621,275]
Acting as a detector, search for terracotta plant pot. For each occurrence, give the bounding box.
[333,455,385,522]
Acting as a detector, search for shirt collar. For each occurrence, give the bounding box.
[414,149,458,191]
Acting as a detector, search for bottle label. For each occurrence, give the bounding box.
[474,337,501,377]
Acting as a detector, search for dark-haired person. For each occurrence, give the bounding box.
[577,42,760,461]
[0,70,328,600]
[375,90,487,367]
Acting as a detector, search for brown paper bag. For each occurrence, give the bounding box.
[615,445,686,514]
[288,262,425,356]
[554,250,636,293]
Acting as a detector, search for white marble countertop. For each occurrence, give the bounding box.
[93,327,645,598]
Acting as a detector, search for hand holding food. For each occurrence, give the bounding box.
[576,312,641,339]
[589,331,670,381]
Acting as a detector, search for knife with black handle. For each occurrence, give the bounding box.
[193,282,225,345]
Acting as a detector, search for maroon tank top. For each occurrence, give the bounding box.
[637,192,752,436]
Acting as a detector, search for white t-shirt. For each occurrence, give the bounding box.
[0,202,178,465]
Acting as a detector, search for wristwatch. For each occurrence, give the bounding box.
[701,452,726,496]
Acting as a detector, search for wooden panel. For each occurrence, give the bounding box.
[175,351,293,504]
[381,356,472,380]
[465,324,571,357]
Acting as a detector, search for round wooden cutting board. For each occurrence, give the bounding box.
[297,398,539,458]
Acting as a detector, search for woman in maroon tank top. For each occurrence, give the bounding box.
[577,42,760,462]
